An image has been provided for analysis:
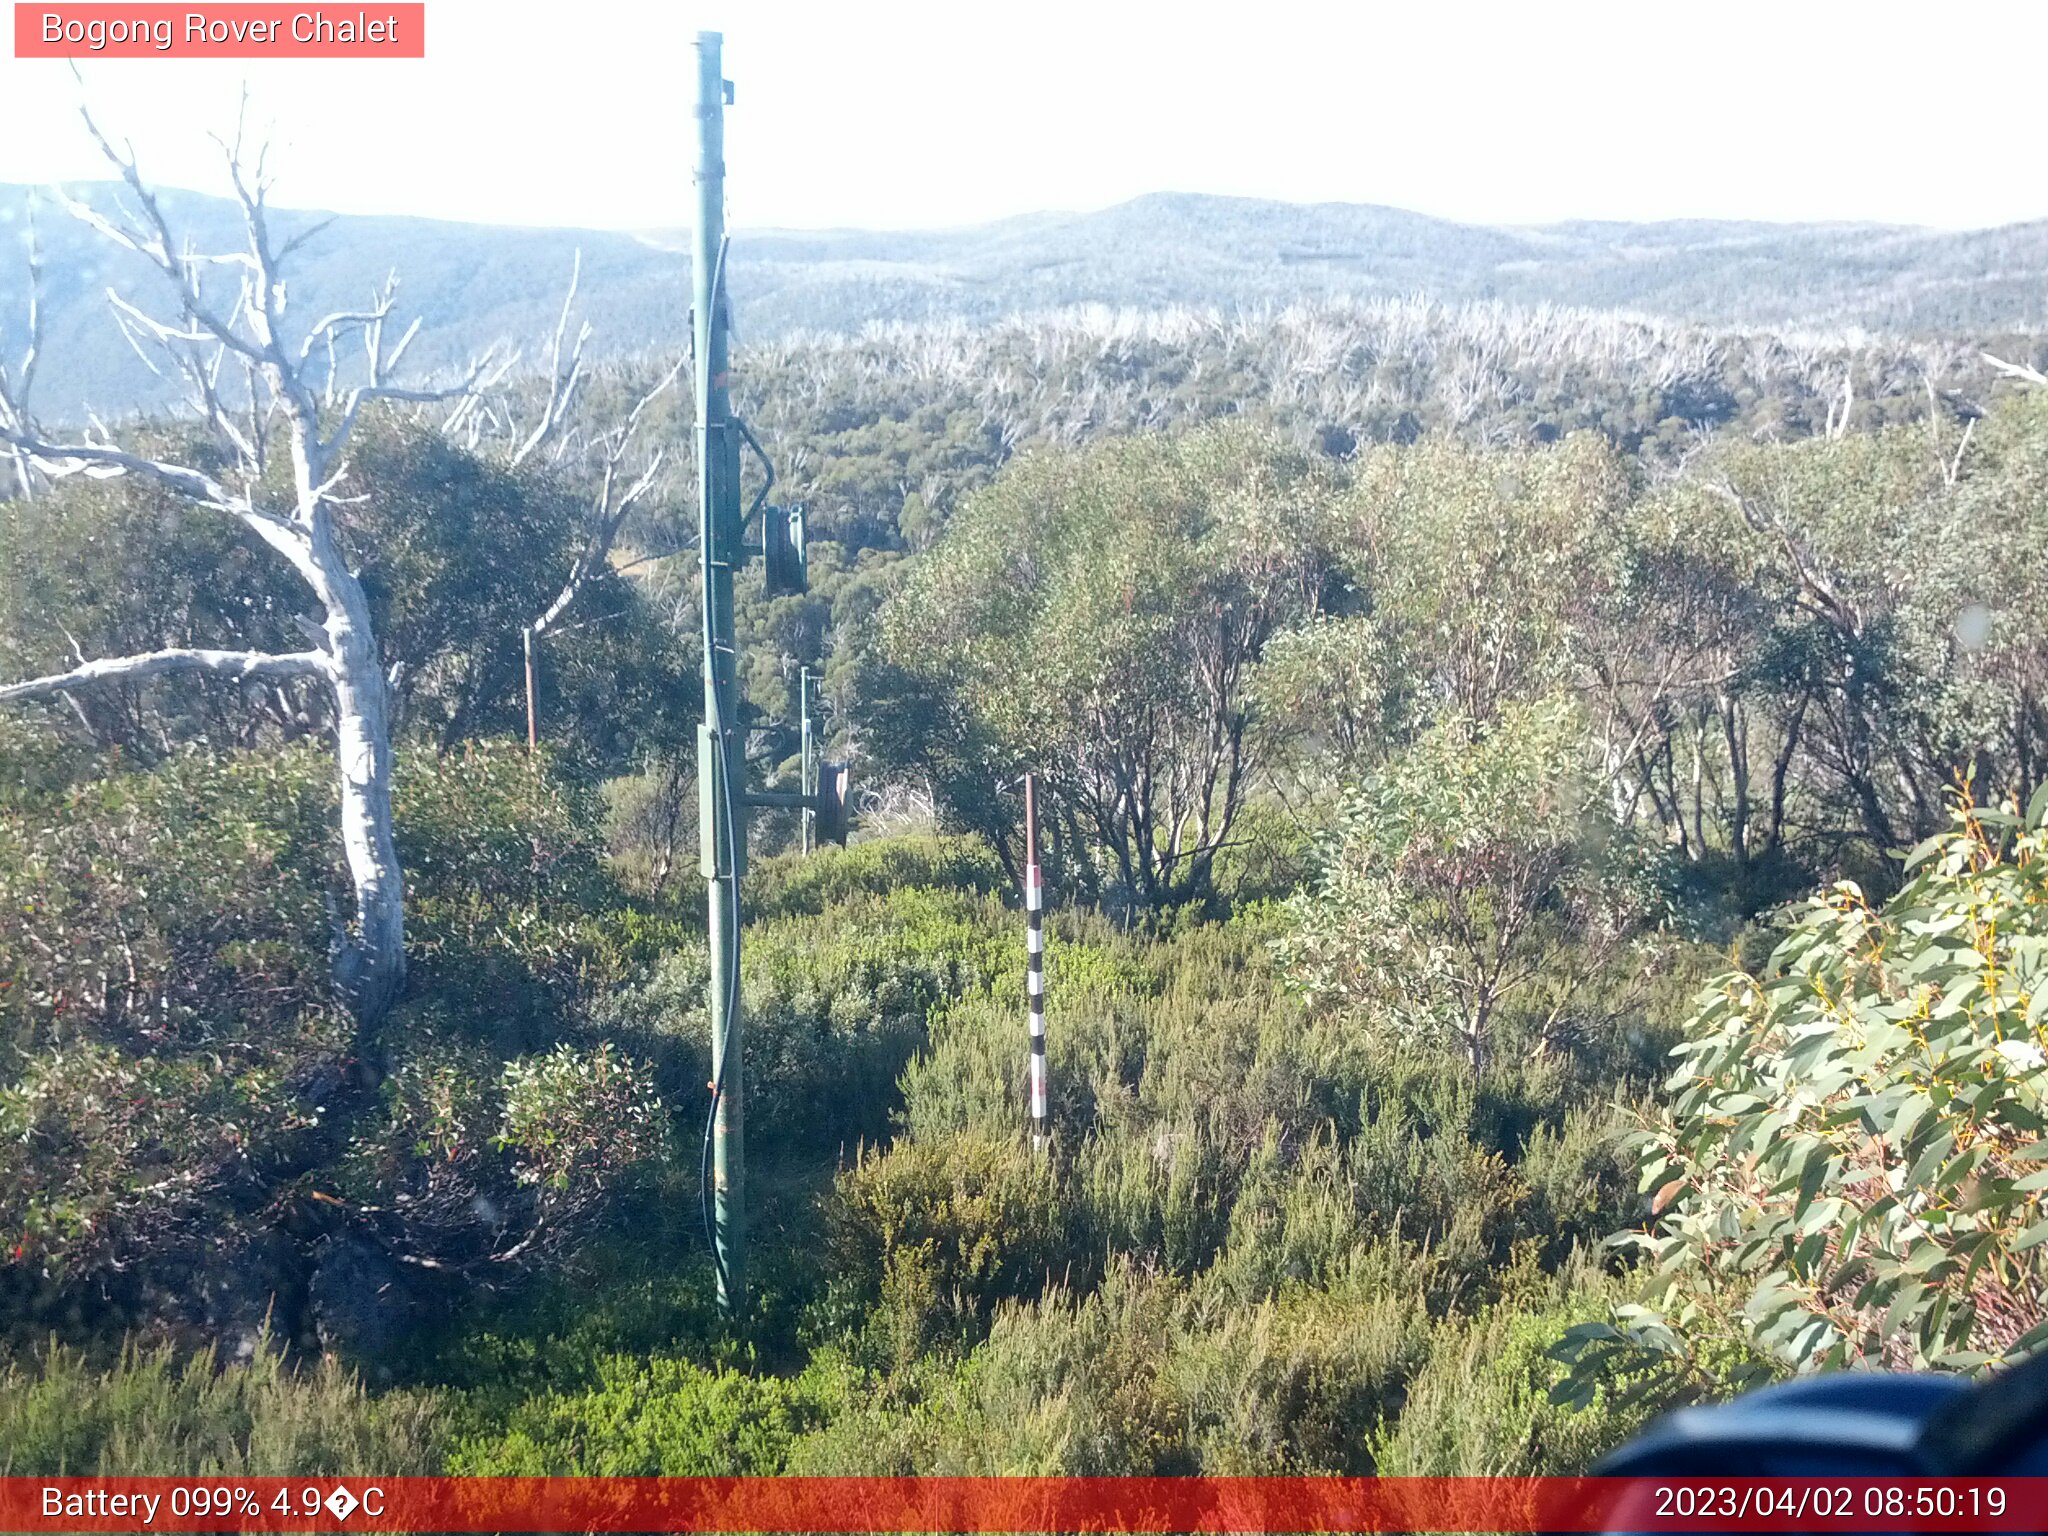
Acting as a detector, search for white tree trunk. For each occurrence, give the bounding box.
[0,116,648,1028]
[325,571,406,1022]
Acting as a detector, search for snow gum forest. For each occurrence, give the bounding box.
[3,137,2048,1476]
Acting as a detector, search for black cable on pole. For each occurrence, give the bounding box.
[699,722,741,1301]
[697,232,745,1309]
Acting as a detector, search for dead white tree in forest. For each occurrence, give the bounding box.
[438,254,684,749]
[0,109,501,1026]
[0,204,40,501]
[1985,351,2048,390]
[520,355,682,636]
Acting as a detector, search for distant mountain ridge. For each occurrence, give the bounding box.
[2,184,2044,414]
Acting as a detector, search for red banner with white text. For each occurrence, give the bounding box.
[14,4,423,58]
[4,1476,2047,1532]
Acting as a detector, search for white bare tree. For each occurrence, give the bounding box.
[443,256,684,747]
[0,108,502,1026]
[523,365,681,640]
[0,203,40,502]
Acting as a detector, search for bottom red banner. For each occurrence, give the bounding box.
[1,1475,2039,1533]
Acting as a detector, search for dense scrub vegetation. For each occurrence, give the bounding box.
[624,297,2043,837]
[3,290,2047,1477]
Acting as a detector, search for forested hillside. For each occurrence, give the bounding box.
[721,193,2048,337]
[5,162,2048,1480]
[7,180,2048,413]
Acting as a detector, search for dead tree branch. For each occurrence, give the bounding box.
[0,103,498,1026]
[0,647,328,703]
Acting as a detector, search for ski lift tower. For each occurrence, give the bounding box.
[691,30,852,1317]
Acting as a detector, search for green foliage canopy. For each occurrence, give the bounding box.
[868,423,1339,911]
[1278,701,1664,1075]
[1561,787,2048,1393]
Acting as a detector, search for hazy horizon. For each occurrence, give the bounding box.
[6,178,2040,241]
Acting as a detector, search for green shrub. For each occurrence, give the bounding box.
[885,912,1636,1314]
[309,745,679,1278]
[0,715,98,809]
[0,747,344,1277]
[1370,1286,1657,1475]
[1562,788,2048,1387]
[896,929,1161,1148]
[791,1262,1431,1476]
[744,892,1010,1150]
[791,1265,1200,1476]
[1276,698,1665,1077]
[1515,1105,1639,1265]
[827,1132,1072,1361]
[1072,1117,1235,1280]
[396,741,622,1014]
[747,835,1007,920]
[599,762,698,903]
[497,1043,666,1215]
[449,1354,842,1475]
[0,734,676,1325]
[330,1024,670,1280]
[1167,1269,1434,1473]
[929,1266,1200,1474]
[598,885,1017,1156]
[1201,798,1318,911]
[0,1341,443,1475]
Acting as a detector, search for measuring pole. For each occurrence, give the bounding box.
[800,666,814,856]
[522,626,537,753]
[1024,774,1047,1151]
[694,29,745,1315]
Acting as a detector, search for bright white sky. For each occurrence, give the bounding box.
[0,0,2041,233]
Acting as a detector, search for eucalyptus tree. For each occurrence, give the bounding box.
[1574,475,1809,886]
[1277,700,1658,1077]
[1344,431,1632,726]
[1695,407,2048,871]
[0,114,501,1025]
[1558,788,2048,1392]
[869,423,1339,911]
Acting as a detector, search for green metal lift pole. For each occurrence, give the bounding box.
[693,29,745,1315]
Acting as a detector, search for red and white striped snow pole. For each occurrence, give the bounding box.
[1023,773,1048,1152]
